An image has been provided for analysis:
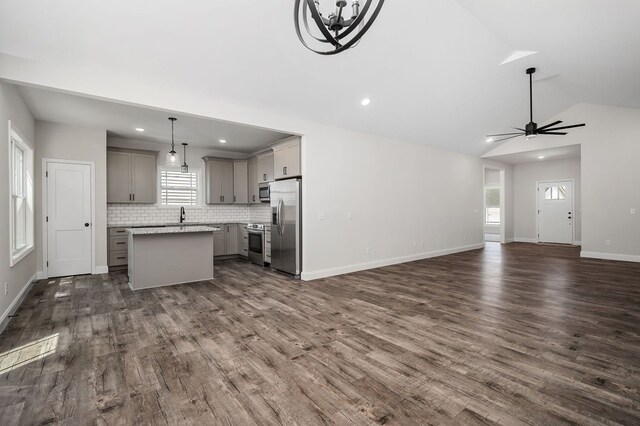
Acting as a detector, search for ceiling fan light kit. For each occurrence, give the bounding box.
[294,0,385,55]
[487,67,586,143]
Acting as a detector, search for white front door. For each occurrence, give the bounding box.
[47,161,92,277]
[538,180,574,244]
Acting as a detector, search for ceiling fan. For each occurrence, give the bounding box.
[487,67,585,143]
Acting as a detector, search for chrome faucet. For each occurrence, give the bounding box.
[180,206,186,223]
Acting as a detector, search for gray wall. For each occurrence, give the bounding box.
[514,158,581,243]
[0,82,36,323]
[35,121,108,274]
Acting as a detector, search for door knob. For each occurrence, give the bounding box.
[84,223,90,227]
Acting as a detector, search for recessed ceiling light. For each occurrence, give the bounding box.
[218,139,227,144]
[538,156,545,159]
[486,137,494,143]
[135,127,145,132]
[361,98,371,106]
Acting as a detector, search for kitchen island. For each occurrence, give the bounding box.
[127,226,219,290]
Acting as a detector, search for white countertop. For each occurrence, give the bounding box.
[127,225,220,235]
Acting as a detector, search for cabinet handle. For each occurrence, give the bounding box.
[234,195,236,202]
[283,166,287,176]
[263,173,266,181]
[129,194,132,201]
[220,195,223,202]
[253,195,255,202]
[116,257,126,260]
[132,194,135,201]
[116,242,125,245]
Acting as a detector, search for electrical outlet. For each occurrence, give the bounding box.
[366,246,371,255]
[3,282,7,296]
[605,240,611,247]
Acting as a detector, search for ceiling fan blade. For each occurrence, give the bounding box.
[538,131,567,135]
[494,134,523,143]
[537,120,563,131]
[487,132,523,137]
[540,123,586,132]
[513,127,526,132]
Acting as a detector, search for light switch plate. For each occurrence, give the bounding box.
[631,208,637,215]
[318,211,326,220]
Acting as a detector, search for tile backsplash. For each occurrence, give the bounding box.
[107,204,271,226]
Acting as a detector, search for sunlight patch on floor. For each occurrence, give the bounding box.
[0,333,59,375]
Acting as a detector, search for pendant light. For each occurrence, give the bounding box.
[294,0,385,55]
[181,143,189,173]
[165,117,180,167]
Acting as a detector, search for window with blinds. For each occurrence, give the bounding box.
[160,169,199,206]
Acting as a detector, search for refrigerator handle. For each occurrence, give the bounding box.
[277,199,283,235]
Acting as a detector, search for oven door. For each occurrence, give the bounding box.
[248,231,264,265]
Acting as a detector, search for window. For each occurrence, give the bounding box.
[544,186,566,200]
[485,186,500,225]
[160,168,199,206]
[9,125,34,266]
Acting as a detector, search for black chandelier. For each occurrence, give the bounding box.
[294,0,385,55]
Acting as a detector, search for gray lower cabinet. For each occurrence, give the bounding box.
[225,224,238,255]
[212,226,226,257]
[203,157,234,204]
[108,228,129,267]
[239,224,248,257]
[264,224,272,264]
[107,148,158,203]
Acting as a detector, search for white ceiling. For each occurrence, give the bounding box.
[484,144,581,165]
[1,0,639,156]
[16,85,292,154]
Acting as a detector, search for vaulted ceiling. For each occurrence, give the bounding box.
[1,0,638,155]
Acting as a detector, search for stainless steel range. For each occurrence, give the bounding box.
[247,223,265,265]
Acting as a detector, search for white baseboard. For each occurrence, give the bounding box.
[301,243,485,281]
[36,270,47,280]
[505,238,515,243]
[514,237,538,243]
[95,265,109,274]
[0,272,37,334]
[574,240,582,246]
[581,251,640,263]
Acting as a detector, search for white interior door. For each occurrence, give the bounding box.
[538,180,574,244]
[47,161,92,277]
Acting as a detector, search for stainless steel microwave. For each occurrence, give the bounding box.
[259,182,270,202]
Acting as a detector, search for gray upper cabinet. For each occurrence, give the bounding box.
[131,154,157,203]
[107,148,158,203]
[273,137,301,180]
[233,160,248,204]
[248,157,260,204]
[107,151,131,203]
[221,162,234,203]
[257,152,274,183]
[203,157,235,204]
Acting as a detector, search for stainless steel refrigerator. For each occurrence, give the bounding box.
[270,178,302,277]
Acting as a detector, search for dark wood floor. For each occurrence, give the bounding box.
[1,243,639,425]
